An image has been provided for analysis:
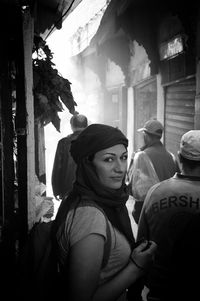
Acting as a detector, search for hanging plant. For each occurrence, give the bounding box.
[32,35,78,132]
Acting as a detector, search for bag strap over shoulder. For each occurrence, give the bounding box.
[101,214,111,268]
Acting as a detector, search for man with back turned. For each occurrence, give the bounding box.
[51,113,88,200]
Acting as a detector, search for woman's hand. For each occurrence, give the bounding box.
[130,240,157,272]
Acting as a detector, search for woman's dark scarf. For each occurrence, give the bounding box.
[55,124,135,247]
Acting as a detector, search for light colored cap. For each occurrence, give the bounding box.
[180,130,200,161]
[137,119,163,137]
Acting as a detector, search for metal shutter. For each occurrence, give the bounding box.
[165,77,195,158]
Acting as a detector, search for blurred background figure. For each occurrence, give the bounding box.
[51,113,88,201]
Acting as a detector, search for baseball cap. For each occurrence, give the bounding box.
[180,130,200,161]
[137,119,163,137]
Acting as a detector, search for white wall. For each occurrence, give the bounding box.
[156,74,165,142]
[129,41,150,85]
[126,87,134,164]
[106,59,125,88]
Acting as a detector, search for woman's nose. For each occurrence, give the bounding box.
[114,160,124,172]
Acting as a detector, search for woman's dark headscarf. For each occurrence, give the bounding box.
[71,123,128,164]
[56,124,135,246]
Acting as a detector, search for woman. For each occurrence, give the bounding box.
[54,124,157,301]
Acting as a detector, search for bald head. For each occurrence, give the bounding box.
[70,114,88,132]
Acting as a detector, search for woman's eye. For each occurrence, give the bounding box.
[104,155,127,162]
[104,157,113,162]
[121,155,128,161]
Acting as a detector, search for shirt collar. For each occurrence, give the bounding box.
[174,172,200,181]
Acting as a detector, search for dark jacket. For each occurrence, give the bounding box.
[51,130,82,199]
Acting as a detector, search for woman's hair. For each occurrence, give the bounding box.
[87,154,94,162]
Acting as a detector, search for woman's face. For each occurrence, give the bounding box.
[93,144,128,189]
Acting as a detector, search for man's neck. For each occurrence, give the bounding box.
[141,140,161,150]
[73,127,85,132]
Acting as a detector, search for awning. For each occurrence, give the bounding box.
[89,0,160,75]
[2,0,83,39]
[35,0,83,39]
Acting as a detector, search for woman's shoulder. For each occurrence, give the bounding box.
[66,201,108,245]
[73,201,107,228]
[75,201,106,217]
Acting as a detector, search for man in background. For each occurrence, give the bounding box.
[51,113,88,200]
[127,119,179,223]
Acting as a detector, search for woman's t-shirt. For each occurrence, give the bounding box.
[57,203,131,296]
